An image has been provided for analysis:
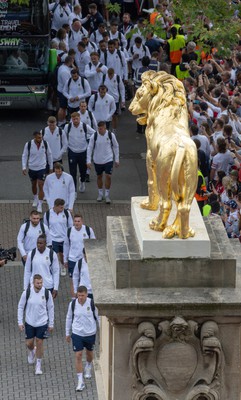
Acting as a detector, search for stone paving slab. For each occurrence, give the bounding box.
[0,202,131,400]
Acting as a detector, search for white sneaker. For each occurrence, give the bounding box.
[97,194,103,202]
[27,348,36,365]
[60,265,66,276]
[84,364,92,379]
[32,198,38,207]
[79,182,85,193]
[37,203,42,213]
[105,196,111,204]
[35,364,43,375]
[76,381,85,392]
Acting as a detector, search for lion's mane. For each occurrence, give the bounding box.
[141,71,188,124]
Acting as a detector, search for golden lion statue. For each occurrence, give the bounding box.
[129,71,198,239]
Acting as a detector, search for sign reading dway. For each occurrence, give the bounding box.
[0,38,21,46]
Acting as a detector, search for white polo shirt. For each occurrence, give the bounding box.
[24,248,60,290]
[66,297,97,336]
[43,209,73,242]
[43,171,75,210]
[63,225,95,262]
[18,286,54,328]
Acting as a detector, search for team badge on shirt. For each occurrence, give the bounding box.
[63,180,65,184]
[39,230,42,234]
[87,307,90,311]
[46,256,49,260]
[83,233,87,237]
[57,133,59,137]
[42,296,45,299]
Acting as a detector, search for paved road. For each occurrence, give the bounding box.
[0,106,147,201]
[0,202,130,400]
[0,103,147,399]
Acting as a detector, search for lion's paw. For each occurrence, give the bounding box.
[149,218,165,231]
[162,226,175,239]
[182,228,195,239]
[140,199,158,211]
[179,227,195,239]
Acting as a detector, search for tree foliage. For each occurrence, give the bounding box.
[9,0,30,5]
[171,0,241,56]
[128,0,241,57]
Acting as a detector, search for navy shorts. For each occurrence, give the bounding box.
[57,91,68,109]
[71,333,96,352]
[94,161,113,176]
[68,106,80,114]
[114,102,119,115]
[52,241,64,254]
[28,168,46,182]
[25,322,48,340]
[68,260,76,278]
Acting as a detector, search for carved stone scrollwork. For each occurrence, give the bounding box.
[132,317,224,400]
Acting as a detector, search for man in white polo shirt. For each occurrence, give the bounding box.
[72,254,93,298]
[64,112,95,194]
[66,285,98,392]
[41,116,68,165]
[88,84,116,129]
[22,131,53,213]
[63,214,95,296]
[63,69,91,115]
[44,163,75,212]
[18,274,54,375]
[17,210,51,266]
[24,235,60,298]
[43,198,73,277]
[87,121,119,203]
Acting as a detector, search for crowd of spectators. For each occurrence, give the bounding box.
[46,0,241,240]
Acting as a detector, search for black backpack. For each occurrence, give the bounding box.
[130,44,147,56]
[71,297,97,322]
[93,130,113,152]
[25,285,49,310]
[91,93,98,111]
[27,140,49,165]
[67,226,91,241]
[66,76,85,92]
[104,49,124,67]
[66,122,88,141]
[45,209,69,228]
[87,110,94,128]
[102,74,121,102]
[42,127,63,149]
[30,248,54,273]
[23,219,45,239]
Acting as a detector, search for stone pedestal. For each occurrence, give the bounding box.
[86,197,241,400]
[131,197,210,258]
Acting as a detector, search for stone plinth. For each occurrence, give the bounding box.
[106,215,236,288]
[86,237,241,400]
[131,196,210,258]
[86,200,240,400]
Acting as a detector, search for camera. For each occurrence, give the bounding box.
[0,246,17,264]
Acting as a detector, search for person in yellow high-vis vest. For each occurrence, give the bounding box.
[167,26,185,75]
[195,169,209,212]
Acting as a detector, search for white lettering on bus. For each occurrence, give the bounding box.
[0,38,21,46]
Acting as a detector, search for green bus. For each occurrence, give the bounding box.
[0,0,50,109]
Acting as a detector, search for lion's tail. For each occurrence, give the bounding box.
[171,144,186,201]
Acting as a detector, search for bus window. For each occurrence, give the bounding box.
[0,0,49,35]
[0,39,49,75]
